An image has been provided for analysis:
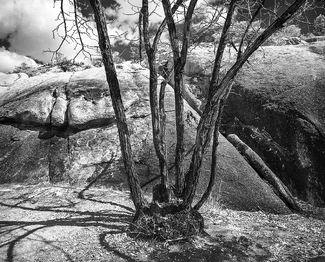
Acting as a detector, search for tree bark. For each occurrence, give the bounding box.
[161,0,184,195]
[162,0,198,196]
[142,0,169,198]
[191,0,238,210]
[89,0,148,211]
[141,0,187,201]
[181,94,225,210]
[210,0,238,92]
[182,0,237,209]
[173,65,186,195]
[194,85,232,210]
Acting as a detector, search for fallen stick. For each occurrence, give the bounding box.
[227,134,300,212]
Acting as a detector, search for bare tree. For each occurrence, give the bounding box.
[140,0,188,202]
[55,0,311,238]
[88,0,148,212]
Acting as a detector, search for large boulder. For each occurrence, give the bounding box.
[221,44,325,207]
[172,42,325,207]
[0,62,290,213]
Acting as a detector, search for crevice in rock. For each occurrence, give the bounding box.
[288,109,325,140]
[48,138,52,183]
[66,132,71,173]
[49,87,59,126]
[65,73,74,127]
[0,117,117,139]
[130,114,151,119]
[65,72,74,172]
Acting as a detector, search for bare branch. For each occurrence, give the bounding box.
[46,0,98,62]
[209,0,237,92]
[152,0,184,53]
[237,0,265,59]
[179,0,199,67]
[161,0,181,59]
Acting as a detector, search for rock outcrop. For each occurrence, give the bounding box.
[162,42,325,207]
[221,44,325,207]
[0,62,290,213]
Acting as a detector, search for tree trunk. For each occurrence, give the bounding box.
[149,63,169,192]
[227,134,300,211]
[174,64,186,195]
[142,0,169,200]
[89,0,147,211]
[181,95,224,209]
[161,0,198,196]
[190,0,238,210]
[194,86,231,210]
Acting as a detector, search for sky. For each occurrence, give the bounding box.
[0,0,165,72]
[0,0,324,73]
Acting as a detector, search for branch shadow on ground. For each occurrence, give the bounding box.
[99,231,140,262]
[75,158,136,215]
[0,189,134,262]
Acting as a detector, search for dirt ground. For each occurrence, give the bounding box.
[0,184,325,262]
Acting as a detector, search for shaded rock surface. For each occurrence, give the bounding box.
[221,44,325,207]
[0,62,290,213]
[174,42,325,207]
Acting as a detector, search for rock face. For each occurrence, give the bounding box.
[221,44,325,207]
[173,43,325,207]
[0,62,290,213]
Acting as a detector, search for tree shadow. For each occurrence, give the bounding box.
[77,153,116,200]
[97,230,259,262]
[76,156,135,214]
[0,188,134,262]
[99,231,140,262]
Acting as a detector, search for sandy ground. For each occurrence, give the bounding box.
[0,184,325,262]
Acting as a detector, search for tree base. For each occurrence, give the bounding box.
[129,202,204,240]
[152,183,176,203]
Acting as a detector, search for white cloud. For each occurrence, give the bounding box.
[0,0,224,71]
[0,48,38,73]
[103,0,167,45]
[101,0,226,45]
[0,0,97,66]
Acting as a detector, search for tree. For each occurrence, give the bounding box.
[55,0,310,239]
[88,0,148,213]
[139,0,185,202]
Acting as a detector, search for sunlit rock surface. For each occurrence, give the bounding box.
[0,62,290,213]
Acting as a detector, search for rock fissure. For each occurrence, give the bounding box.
[291,110,325,140]
[49,87,59,127]
[130,114,151,119]
[64,73,74,176]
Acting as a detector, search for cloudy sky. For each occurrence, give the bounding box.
[0,0,324,73]
[0,0,167,72]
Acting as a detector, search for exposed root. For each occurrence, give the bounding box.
[129,202,205,241]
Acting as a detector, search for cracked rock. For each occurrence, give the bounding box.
[0,64,292,214]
